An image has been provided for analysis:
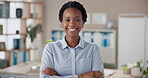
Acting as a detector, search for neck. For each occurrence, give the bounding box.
[65,36,80,48]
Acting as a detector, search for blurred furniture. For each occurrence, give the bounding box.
[118,14,148,69]
[105,69,138,78]
[0,59,7,68]
[0,60,40,78]
[0,0,43,67]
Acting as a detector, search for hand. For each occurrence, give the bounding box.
[79,71,104,78]
[42,67,59,76]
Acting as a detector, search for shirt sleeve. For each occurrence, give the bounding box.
[92,44,104,73]
[40,43,79,78]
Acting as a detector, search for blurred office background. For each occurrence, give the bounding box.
[0,0,148,78]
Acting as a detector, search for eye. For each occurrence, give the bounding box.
[75,19,80,22]
[74,19,81,22]
[65,19,70,22]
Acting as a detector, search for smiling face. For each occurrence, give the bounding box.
[62,8,84,37]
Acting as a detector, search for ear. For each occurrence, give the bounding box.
[82,23,84,28]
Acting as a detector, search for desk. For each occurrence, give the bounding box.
[105,69,136,78]
[0,61,39,78]
[0,61,136,78]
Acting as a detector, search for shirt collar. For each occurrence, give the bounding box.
[61,36,85,49]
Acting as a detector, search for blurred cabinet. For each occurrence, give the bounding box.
[0,1,43,67]
[51,29,117,68]
[118,14,148,69]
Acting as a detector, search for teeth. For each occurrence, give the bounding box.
[69,29,76,31]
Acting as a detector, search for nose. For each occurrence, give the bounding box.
[69,20,75,26]
[70,20,75,23]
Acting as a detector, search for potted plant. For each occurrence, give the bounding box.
[131,60,143,78]
[121,63,133,74]
[143,61,148,78]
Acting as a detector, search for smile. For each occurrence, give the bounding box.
[68,29,76,31]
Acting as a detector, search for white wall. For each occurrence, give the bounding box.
[146,18,148,61]
[118,14,148,69]
[43,0,148,42]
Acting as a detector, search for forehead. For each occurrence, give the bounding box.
[63,8,82,18]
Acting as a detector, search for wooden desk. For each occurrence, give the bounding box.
[105,69,136,78]
[0,61,39,78]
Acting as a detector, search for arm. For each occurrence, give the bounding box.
[92,44,104,77]
[92,44,104,73]
[40,43,79,78]
[79,44,104,78]
[78,71,104,78]
[42,67,103,78]
[78,44,104,78]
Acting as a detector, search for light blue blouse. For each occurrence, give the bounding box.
[40,37,104,78]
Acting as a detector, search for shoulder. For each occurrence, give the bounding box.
[44,40,62,49]
[84,40,99,48]
[43,40,62,54]
[83,41,100,54]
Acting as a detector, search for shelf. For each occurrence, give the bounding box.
[0,49,29,52]
[0,48,37,52]
[100,47,115,49]
[0,17,42,20]
[6,49,30,52]
[0,49,6,51]
[0,33,26,36]
[0,0,43,67]
[0,1,43,4]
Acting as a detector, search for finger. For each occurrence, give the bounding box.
[43,69,52,75]
[43,67,59,76]
[45,71,55,76]
[93,71,104,78]
[45,68,53,73]
[93,74,100,77]
[46,67,52,71]
[95,74,104,78]
[94,71,103,75]
[93,75,103,78]
[46,69,58,76]
[93,74,101,78]
[49,71,56,74]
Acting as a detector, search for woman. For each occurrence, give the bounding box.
[40,1,104,78]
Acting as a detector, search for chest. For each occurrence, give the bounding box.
[52,48,93,75]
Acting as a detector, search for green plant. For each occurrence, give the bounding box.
[122,64,128,71]
[45,40,53,44]
[121,63,133,71]
[133,60,143,72]
[43,40,53,47]
[121,60,143,71]
[122,60,148,76]
[143,61,148,75]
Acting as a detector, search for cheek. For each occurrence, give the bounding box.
[61,22,65,28]
[78,23,84,28]
[61,23,67,29]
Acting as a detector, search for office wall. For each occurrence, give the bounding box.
[118,15,148,69]
[43,0,148,41]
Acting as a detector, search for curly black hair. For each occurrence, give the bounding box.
[59,1,87,23]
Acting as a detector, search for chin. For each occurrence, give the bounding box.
[66,34,79,37]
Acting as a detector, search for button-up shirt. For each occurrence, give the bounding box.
[40,36,104,78]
